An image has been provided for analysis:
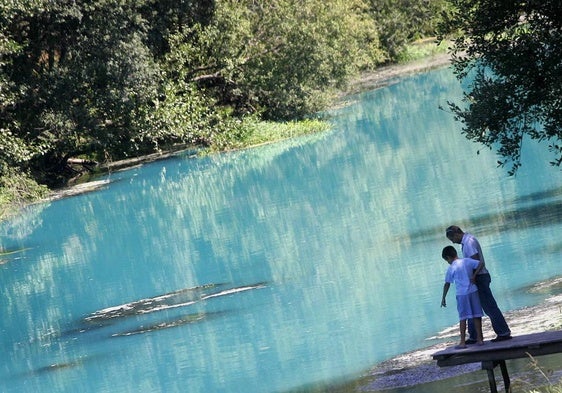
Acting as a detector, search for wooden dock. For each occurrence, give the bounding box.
[432,330,562,392]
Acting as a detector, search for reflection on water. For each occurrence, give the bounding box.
[84,283,223,322]
[0,67,561,393]
[111,311,224,337]
[75,282,266,337]
[408,186,562,244]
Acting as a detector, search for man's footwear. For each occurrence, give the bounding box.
[465,338,478,345]
[491,335,512,342]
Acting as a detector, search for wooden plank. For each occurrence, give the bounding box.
[432,330,562,367]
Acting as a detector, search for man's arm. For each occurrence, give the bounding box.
[441,282,450,307]
[471,259,485,283]
[465,236,482,261]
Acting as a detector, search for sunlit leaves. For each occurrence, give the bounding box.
[368,0,450,61]
[168,0,384,121]
[0,0,445,192]
[440,0,562,174]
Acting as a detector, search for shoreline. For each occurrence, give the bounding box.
[343,53,453,95]
[354,290,562,391]
[1,53,454,219]
[48,54,455,202]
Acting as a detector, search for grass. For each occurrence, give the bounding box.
[204,117,332,152]
[0,170,49,222]
[517,355,562,393]
[396,38,449,63]
[528,385,562,393]
[237,118,331,147]
[527,380,562,392]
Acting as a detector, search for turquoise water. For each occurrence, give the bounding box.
[1,67,561,393]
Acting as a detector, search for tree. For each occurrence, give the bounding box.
[0,1,157,185]
[0,2,52,181]
[0,0,391,189]
[0,0,460,215]
[0,0,215,186]
[165,0,384,121]
[440,0,562,175]
[369,0,450,61]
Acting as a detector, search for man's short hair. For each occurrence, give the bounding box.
[446,225,462,236]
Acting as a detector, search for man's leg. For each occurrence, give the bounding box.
[476,274,511,337]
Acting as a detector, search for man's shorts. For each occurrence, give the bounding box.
[456,291,483,320]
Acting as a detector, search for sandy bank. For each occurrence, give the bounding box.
[358,289,562,391]
[344,53,453,95]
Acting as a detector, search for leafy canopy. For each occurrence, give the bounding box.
[440,0,562,175]
[1,0,446,192]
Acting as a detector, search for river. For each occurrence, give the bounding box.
[1,66,561,392]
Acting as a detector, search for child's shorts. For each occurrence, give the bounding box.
[456,291,483,320]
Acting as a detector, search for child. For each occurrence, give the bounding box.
[440,245,485,348]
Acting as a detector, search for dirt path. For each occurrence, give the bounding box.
[344,53,453,95]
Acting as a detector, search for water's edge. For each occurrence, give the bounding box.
[355,285,562,392]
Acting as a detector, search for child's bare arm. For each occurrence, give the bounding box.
[441,282,450,307]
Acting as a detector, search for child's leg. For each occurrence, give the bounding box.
[459,319,467,347]
[473,317,484,344]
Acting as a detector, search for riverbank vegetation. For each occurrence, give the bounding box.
[0,0,452,219]
[2,0,560,220]
[523,353,562,393]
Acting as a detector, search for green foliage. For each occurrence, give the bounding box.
[1,1,154,185]
[395,38,449,64]
[368,0,451,62]
[237,119,331,148]
[0,2,41,174]
[138,79,218,149]
[0,0,446,200]
[166,0,385,121]
[439,0,562,175]
[204,116,331,151]
[0,168,49,221]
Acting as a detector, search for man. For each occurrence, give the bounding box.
[445,225,512,343]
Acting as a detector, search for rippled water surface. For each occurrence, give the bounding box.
[1,67,561,392]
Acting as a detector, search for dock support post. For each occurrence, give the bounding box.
[499,360,510,392]
[482,360,510,393]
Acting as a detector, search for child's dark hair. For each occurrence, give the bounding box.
[442,245,458,260]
